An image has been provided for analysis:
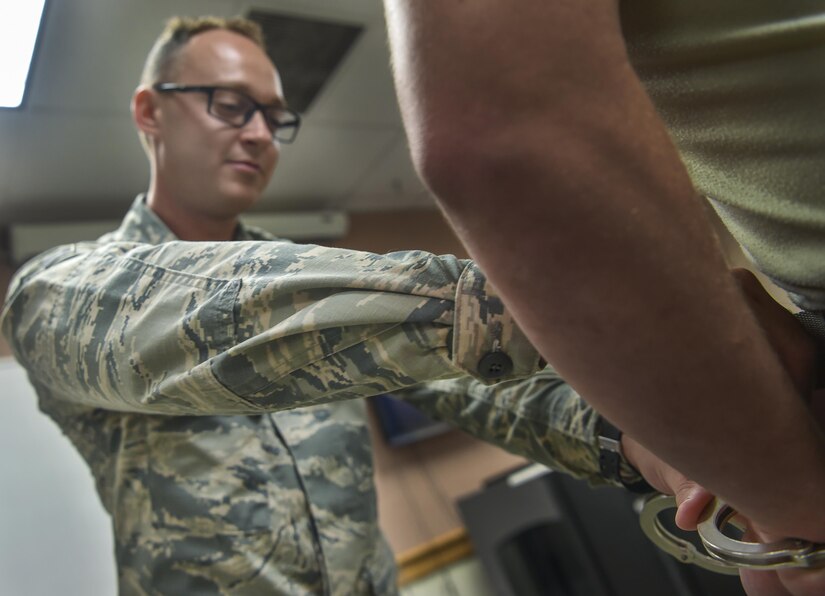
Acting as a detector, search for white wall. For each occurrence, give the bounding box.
[0,358,115,595]
[400,558,495,596]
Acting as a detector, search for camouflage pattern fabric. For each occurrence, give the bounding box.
[398,370,607,482]
[1,195,628,595]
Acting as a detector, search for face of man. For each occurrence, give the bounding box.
[150,29,284,228]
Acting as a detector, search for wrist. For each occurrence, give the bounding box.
[597,417,654,494]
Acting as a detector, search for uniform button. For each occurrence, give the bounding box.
[477,352,513,379]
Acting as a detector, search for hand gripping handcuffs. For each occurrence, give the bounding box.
[639,494,825,575]
[638,310,825,573]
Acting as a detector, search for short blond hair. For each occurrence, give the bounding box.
[140,16,265,86]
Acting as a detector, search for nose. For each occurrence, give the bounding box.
[240,108,274,145]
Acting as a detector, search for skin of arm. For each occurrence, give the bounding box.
[623,269,825,595]
[382,0,825,542]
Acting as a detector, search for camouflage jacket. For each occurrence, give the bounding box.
[1,196,626,595]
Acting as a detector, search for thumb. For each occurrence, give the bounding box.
[674,483,714,531]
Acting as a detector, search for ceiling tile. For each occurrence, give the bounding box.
[343,134,434,211]
[254,121,399,211]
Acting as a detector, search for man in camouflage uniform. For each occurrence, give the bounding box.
[0,17,651,595]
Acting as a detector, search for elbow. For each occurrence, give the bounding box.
[407,128,465,203]
[408,116,529,214]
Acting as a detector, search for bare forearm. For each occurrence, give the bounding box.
[384,0,825,538]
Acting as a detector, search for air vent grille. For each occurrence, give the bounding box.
[248,10,363,113]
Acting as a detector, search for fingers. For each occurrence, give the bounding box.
[673,484,713,531]
[621,433,715,530]
[739,524,825,596]
[619,434,671,493]
[740,569,793,596]
[774,568,825,596]
[741,567,825,596]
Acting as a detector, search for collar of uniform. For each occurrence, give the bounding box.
[107,194,261,243]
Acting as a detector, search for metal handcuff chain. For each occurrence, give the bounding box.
[639,494,825,574]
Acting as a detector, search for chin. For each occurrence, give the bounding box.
[221,185,264,213]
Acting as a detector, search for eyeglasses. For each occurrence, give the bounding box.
[153,83,301,144]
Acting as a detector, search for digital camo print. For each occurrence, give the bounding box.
[397,369,606,483]
[5,205,541,414]
[1,195,624,595]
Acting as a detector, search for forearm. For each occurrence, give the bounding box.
[398,369,633,486]
[384,0,825,539]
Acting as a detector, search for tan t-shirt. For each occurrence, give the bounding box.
[621,2,825,308]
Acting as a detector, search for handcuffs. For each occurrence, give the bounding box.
[637,310,825,574]
[639,493,825,575]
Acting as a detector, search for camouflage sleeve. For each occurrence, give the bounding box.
[0,240,542,414]
[394,368,642,487]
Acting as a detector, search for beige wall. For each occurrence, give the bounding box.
[331,209,469,257]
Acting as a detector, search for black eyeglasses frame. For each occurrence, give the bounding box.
[152,83,301,144]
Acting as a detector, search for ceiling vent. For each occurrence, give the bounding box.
[248,10,363,113]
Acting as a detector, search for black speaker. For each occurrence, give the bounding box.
[457,467,746,596]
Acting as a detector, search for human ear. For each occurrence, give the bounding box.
[131,86,161,139]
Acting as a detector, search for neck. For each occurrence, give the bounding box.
[146,185,238,242]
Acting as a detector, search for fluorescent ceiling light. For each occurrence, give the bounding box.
[0,0,47,109]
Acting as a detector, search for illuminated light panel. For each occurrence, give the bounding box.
[0,0,47,108]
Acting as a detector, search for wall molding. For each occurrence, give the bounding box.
[396,527,474,586]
